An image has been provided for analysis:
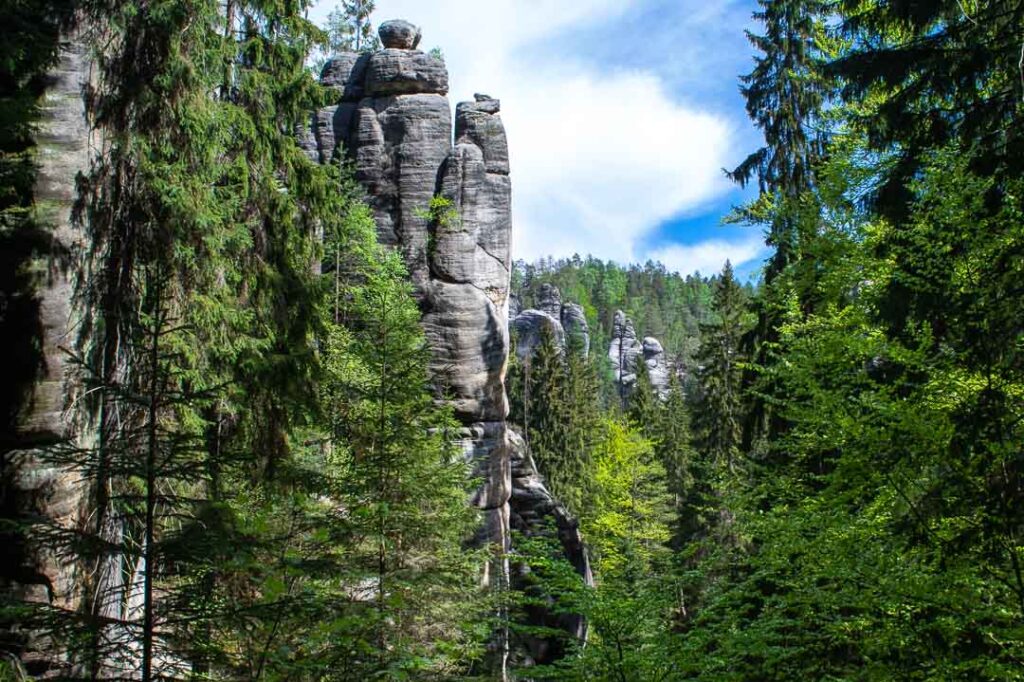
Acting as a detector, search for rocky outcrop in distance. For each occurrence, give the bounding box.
[510,284,591,361]
[608,310,672,399]
[310,21,592,665]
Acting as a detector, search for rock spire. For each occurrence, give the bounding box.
[310,23,592,660]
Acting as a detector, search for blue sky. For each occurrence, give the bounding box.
[309,0,768,279]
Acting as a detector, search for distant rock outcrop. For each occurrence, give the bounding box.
[512,309,564,361]
[560,302,590,356]
[312,24,591,666]
[609,310,671,398]
[510,284,591,361]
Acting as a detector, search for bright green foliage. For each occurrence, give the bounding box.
[584,418,671,578]
[671,0,1024,668]
[537,418,676,682]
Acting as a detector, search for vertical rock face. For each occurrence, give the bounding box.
[609,310,671,398]
[642,337,672,398]
[2,28,91,672]
[609,310,642,389]
[537,283,562,319]
[560,303,590,357]
[511,310,564,362]
[314,25,591,633]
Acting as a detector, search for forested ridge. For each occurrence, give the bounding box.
[2,0,1023,680]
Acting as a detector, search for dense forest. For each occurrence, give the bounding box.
[3,0,1024,680]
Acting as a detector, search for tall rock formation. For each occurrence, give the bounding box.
[1,27,92,674]
[313,22,591,665]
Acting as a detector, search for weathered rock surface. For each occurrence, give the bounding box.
[537,283,562,319]
[511,309,564,362]
[508,429,591,665]
[378,19,422,49]
[643,337,672,398]
[310,26,594,672]
[510,285,591,360]
[508,292,522,320]
[365,49,448,97]
[321,52,369,101]
[2,27,91,675]
[561,303,590,357]
[608,310,642,389]
[312,27,592,635]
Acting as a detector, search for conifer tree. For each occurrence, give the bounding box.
[728,0,830,448]
[627,359,659,433]
[728,0,828,281]
[695,262,748,475]
[322,234,486,677]
[516,326,603,518]
[7,0,359,676]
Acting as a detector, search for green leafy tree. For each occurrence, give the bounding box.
[570,418,675,682]
[325,0,381,54]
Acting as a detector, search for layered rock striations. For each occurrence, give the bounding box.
[312,22,591,629]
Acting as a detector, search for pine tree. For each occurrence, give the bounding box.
[728,0,828,281]
[695,262,748,475]
[322,242,486,676]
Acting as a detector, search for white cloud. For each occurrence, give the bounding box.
[647,233,766,277]
[310,0,744,267]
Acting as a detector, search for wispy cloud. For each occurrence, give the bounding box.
[309,0,759,273]
[647,233,766,277]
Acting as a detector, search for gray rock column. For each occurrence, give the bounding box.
[2,27,92,674]
[314,27,592,666]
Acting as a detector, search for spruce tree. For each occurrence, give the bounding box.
[7,0,360,676]
[728,0,828,281]
[627,359,659,433]
[324,243,486,676]
[695,262,748,475]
